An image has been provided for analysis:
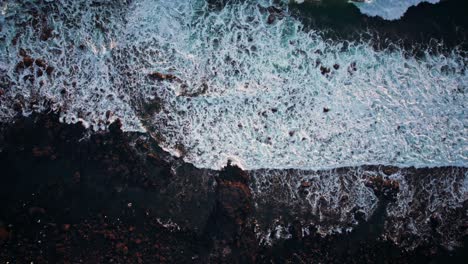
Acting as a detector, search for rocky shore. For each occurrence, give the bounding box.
[0,114,466,263]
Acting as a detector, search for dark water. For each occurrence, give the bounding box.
[289,0,468,51]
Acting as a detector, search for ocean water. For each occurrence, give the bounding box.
[293,0,441,21]
[128,0,467,170]
[352,0,440,20]
[0,0,466,171]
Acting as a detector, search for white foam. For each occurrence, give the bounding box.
[250,167,379,237]
[0,0,466,171]
[126,0,467,170]
[0,0,145,132]
[352,0,441,20]
[251,167,467,249]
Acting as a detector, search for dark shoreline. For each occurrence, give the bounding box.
[0,114,466,263]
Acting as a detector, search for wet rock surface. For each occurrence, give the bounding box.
[0,114,466,263]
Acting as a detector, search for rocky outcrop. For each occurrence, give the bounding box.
[0,114,466,263]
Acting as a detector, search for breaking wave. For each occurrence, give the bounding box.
[0,0,466,171]
[127,0,467,170]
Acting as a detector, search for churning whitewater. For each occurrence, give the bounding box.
[0,0,466,170]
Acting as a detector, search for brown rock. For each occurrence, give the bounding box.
[365,176,399,199]
[32,146,53,157]
[46,66,54,75]
[40,27,53,41]
[148,72,179,82]
[116,243,129,254]
[320,66,331,75]
[217,177,252,226]
[0,227,9,242]
[19,48,28,57]
[55,243,66,255]
[23,56,34,67]
[267,14,275,24]
[146,153,159,161]
[35,59,47,68]
[382,167,398,175]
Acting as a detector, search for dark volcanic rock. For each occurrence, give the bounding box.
[0,227,9,243]
[203,164,258,263]
[0,114,466,263]
[365,175,399,200]
[148,72,180,82]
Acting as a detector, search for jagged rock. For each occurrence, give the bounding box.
[32,146,53,157]
[148,72,180,82]
[0,227,9,243]
[320,66,331,75]
[365,176,399,200]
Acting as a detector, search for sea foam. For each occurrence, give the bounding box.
[126,0,467,170]
[0,0,466,171]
